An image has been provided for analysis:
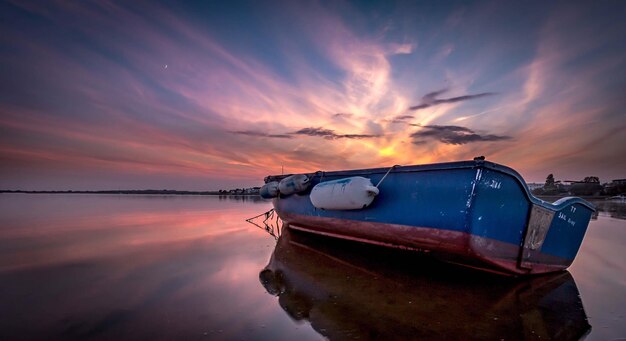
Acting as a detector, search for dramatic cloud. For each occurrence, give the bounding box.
[409,89,495,111]
[0,1,624,188]
[410,125,511,145]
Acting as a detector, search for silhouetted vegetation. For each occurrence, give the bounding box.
[541,174,558,195]
[569,177,603,196]
[604,179,626,196]
[531,174,625,197]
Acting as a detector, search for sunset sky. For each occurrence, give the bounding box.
[1,1,625,190]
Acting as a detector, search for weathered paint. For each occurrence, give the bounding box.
[266,160,595,275]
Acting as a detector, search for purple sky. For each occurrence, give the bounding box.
[1,1,625,190]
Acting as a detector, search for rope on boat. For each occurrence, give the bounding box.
[314,170,325,184]
[245,209,274,223]
[246,208,284,239]
[376,164,401,188]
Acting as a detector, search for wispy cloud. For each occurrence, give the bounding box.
[293,127,380,139]
[231,131,293,139]
[231,127,381,140]
[408,88,495,111]
[0,1,624,188]
[410,125,511,145]
[394,115,414,120]
[381,114,415,124]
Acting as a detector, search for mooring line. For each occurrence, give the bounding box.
[376,164,401,188]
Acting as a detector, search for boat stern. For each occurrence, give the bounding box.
[465,163,595,274]
[466,206,594,275]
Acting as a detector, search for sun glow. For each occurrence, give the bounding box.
[378,146,396,157]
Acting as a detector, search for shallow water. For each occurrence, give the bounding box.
[0,194,624,340]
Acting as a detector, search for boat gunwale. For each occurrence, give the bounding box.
[264,159,596,212]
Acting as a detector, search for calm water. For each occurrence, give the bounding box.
[0,194,624,340]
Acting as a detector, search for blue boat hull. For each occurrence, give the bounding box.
[266,160,595,275]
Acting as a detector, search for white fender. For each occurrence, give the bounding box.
[278,174,310,195]
[260,181,279,198]
[310,176,379,210]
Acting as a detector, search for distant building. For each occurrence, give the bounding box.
[605,179,626,195]
[222,187,261,195]
[568,177,603,196]
[244,187,261,194]
[526,183,544,190]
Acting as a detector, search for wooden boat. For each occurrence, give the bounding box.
[259,228,591,339]
[262,158,595,275]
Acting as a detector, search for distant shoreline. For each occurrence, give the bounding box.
[0,190,259,196]
[0,190,611,200]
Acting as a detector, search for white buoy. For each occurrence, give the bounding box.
[310,176,379,210]
[278,174,310,195]
[260,181,279,198]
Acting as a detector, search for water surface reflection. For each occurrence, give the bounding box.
[0,194,319,340]
[0,194,623,340]
[589,199,626,220]
[260,228,591,340]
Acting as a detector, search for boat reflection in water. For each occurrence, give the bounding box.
[259,226,591,340]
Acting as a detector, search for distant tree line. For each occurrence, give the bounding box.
[532,174,625,196]
[217,187,261,195]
